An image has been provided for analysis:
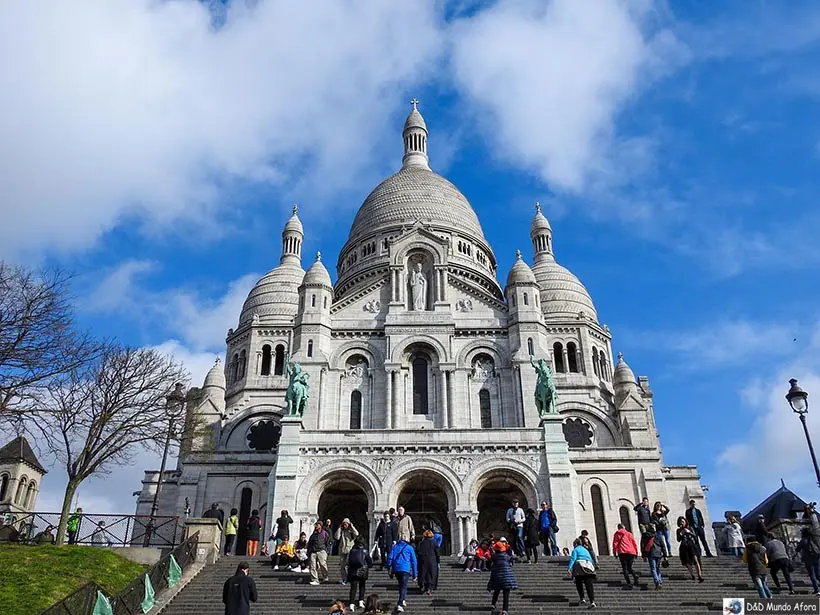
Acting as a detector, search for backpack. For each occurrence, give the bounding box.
[642,536,655,555]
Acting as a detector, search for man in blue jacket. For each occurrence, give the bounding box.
[539,501,559,556]
[387,538,417,613]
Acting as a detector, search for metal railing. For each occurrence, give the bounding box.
[39,531,200,615]
[1,511,182,547]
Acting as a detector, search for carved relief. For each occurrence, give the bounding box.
[298,457,323,475]
[363,299,381,313]
[455,298,473,312]
[346,362,367,387]
[471,355,495,381]
[451,456,473,478]
[369,457,396,477]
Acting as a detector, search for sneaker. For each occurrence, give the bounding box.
[397,607,405,613]
[580,599,587,605]
[340,580,347,585]
[349,605,355,612]
[358,600,365,608]
[309,580,320,586]
[273,565,279,571]
[588,603,597,609]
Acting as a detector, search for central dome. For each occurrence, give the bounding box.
[347,165,487,242]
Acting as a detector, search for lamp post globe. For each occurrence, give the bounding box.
[787,378,809,414]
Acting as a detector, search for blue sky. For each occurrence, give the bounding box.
[3,0,820,520]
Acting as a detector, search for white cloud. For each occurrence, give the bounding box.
[84,259,157,313]
[0,0,443,257]
[150,339,219,387]
[449,0,686,192]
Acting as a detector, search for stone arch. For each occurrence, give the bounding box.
[329,341,384,370]
[465,461,540,512]
[390,334,449,364]
[392,235,447,267]
[386,462,460,511]
[580,476,613,510]
[556,401,621,447]
[297,462,380,517]
[456,341,510,369]
[221,406,283,450]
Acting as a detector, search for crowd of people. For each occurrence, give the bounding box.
[216,499,820,615]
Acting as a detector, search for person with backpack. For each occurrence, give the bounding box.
[568,538,597,608]
[676,517,703,582]
[765,533,795,594]
[346,537,373,612]
[640,524,665,590]
[308,522,331,585]
[744,539,773,598]
[225,508,239,556]
[387,537,417,613]
[245,509,262,557]
[797,526,820,594]
[612,523,640,588]
[538,501,559,556]
[274,509,293,545]
[417,530,440,596]
[578,530,598,569]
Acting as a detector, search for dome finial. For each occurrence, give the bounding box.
[402,99,429,170]
[618,352,624,361]
[535,201,541,214]
[292,203,298,215]
[316,251,322,262]
[516,249,522,260]
[411,97,419,111]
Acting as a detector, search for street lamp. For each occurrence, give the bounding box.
[786,378,820,488]
[146,383,186,545]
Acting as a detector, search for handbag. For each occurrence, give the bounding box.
[661,557,670,568]
[574,559,596,575]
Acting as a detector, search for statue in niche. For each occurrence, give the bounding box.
[530,355,557,417]
[285,360,310,417]
[409,261,428,311]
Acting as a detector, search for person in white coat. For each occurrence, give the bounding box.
[724,515,745,557]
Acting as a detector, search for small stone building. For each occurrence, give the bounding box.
[0,436,46,517]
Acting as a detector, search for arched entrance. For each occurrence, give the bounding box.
[475,471,532,541]
[236,487,253,556]
[396,471,453,555]
[317,472,371,553]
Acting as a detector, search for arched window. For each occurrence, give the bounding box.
[274,345,285,376]
[350,390,362,430]
[231,353,239,382]
[323,296,328,309]
[599,350,609,380]
[311,294,316,308]
[238,350,246,379]
[527,338,534,356]
[26,481,36,509]
[307,340,313,358]
[592,346,600,378]
[299,294,305,310]
[523,292,529,306]
[412,356,429,415]
[511,294,516,307]
[0,474,8,502]
[261,345,272,376]
[553,343,565,373]
[15,477,27,505]
[619,505,633,533]
[567,342,579,373]
[590,485,610,555]
[479,389,492,428]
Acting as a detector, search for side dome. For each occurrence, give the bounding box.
[203,358,226,391]
[240,263,305,324]
[506,251,537,287]
[613,353,637,388]
[303,252,332,287]
[532,260,598,321]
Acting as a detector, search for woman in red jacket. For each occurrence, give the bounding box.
[612,523,640,587]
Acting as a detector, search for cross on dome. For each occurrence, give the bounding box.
[316,251,322,262]
[535,201,541,213]
[292,203,298,215]
[516,249,522,260]
[410,97,420,110]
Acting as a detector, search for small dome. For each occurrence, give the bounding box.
[240,262,305,324]
[303,252,332,287]
[283,204,303,235]
[532,259,598,322]
[203,358,226,391]
[613,353,637,388]
[404,99,427,131]
[506,250,537,287]
[530,202,552,236]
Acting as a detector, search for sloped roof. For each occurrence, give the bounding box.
[0,436,47,474]
[741,480,805,531]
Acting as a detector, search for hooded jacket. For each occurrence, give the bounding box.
[387,540,417,576]
[744,541,769,577]
[334,518,359,555]
[612,528,639,556]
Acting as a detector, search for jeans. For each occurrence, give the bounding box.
[575,576,595,602]
[656,529,672,556]
[753,574,773,598]
[618,554,638,584]
[340,551,350,581]
[805,555,820,593]
[648,557,662,586]
[224,534,236,555]
[349,578,366,604]
[540,528,559,555]
[514,526,525,555]
[491,588,510,611]
[770,558,794,592]
[396,571,410,605]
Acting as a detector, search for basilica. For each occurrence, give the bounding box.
[135,102,713,557]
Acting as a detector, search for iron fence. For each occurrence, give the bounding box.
[38,531,200,615]
[0,511,182,547]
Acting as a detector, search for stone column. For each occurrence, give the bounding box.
[454,513,465,556]
[268,416,303,532]
[439,370,449,429]
[446,371,454,429]
[385,370,393,429]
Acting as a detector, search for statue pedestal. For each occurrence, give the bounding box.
[540,414,579,548]
[266,417,303,533]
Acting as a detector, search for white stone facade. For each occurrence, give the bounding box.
[136,104,715,557]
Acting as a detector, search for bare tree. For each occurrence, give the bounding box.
[32,344,188,544]
[0,263,98,428]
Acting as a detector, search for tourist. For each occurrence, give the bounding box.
[222,561,257,615]
[224,508,239,556]
[744,539,773,598]
[650,501,671,557]
[417,529,440,596]
[797,527,820,594]
[308,522,330,586]
[561,547,570,556]
[374,511,392,566]
[684,500,713,557]
[505,500,525,556]
[753,514,768,545]
[523,508,540,564]
[461,538,479,572]
[475,539,492,571]
[346,537,373,612]
[397,507,415,544]
[261,534,276,559]
[203,503,225,526]
[33,524,56,545]
[271,538,296,570]
[676,517,703,582]
[578,530,598,569]
[362,593,390,615]
[274,509,293,545]
[387,536,417,613]
[568,538,597,609]
[91,521,113,547]
[611,523,640,587]
[294,532,309,572]
[765,533,795,594]
[538,501,559,556]
[487,537,517,615]
[335,518,360,584]
[329,601,346,614]
[325,519,335,555]
[633,498,651,535]
[245,509,262,557]
[640,524,664,590]
[67,507,83,545]
[723,515,745,557]
[425,515,444,549]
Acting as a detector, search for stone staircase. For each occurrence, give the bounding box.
[159,554,805,614]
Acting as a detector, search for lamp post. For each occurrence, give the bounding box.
[786,378,820,488]
[145,382,186,545]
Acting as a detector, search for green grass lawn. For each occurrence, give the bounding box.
[0,543,146,615]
